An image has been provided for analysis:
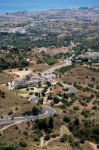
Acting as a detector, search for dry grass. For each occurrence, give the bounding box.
[57,65,99,123]
[62,65,99,85]
[46,141,73,150]
[0,85,32,118]
[82,141,98,150]
[6,68,32,78]
[0,120,35,149]
[0,71,14,84]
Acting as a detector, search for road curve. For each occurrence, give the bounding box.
[0,106,56,125]
[42,59,72,75]
[0,59,72,125]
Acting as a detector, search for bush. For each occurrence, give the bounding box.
[81,110,90,118]
[52,133,58,138]
[29,92,33,95]
[31,87,34,90]
[96,93,99,98]
[60,134,68,142]
[0,90,5,98]
[35,118,48,132]
[88,83,94,88]
[72,125,99,144]
[53,96,60,104]
[73,106,79,111]
[63,116,70,123]
[8,110,13,115]
[97,144,99,149]
[68,124,75,131]
[91,77,95,82]
[48,116,54,129]
[44,57,58,65]
[15,125,19,130]
[19,140,27,147]
[33,133,40,142]
[74,118,80,126]
[0,145,22,150]
[96,85,99,89]
[44,134,50,141]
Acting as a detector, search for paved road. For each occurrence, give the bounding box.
[0,59,72,125]
[42,59,72,76]
[0,106,56,125]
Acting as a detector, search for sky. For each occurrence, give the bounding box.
[0,0,99,12]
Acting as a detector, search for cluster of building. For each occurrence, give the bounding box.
[8,72,46,90]
[72,51,99,63]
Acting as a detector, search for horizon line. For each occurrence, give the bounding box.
[0,5,99,14]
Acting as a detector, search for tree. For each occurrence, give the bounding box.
[44,134,50,141]
[74,118,80,126]
[37,118,48,131]
[63,116,70,123]
[32,105,39,115]
[60,134,68,142]
[19,140,27,147]
[38,81,41,88]
[48,116,54,129]
[33,133,40,142]
[53,96,60,104]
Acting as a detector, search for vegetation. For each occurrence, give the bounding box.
[32,105,41,115]
[0,8,99,150]
[33,133,40,142]
[19,141,27,148]
[44,57,58,65]
[35,116,54,133]
[0,145,23,150]
[0,33,71,49]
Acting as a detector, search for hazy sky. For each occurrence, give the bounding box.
[0,0,99,12]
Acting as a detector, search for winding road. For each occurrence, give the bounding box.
[0,106,56,125]
[0,58,72,125]
[42,59,72,76]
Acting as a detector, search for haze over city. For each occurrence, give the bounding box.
[0,0,99,12]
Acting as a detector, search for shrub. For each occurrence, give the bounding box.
[81,110,90,118]
[88,83,94,88]
[44,57,58,65]
[32,105,40,115]
[91,77,95,82]
[53,96,60,104]
[73,106,79,111]
[33,133,40,142]
[29,92,33,95]
[52,133,58,138]
[63,116,70,123]
[96,85,99,89]
[35,118,48,132]
[0,145,22,150]
[31,87,34,90]
[48,116,54,129]
[44,134,50,141]
[8,110,13,115]
[74,118,80,126]
[60,134,68,142]
[19,140,27,147]
[15,125,19,130]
